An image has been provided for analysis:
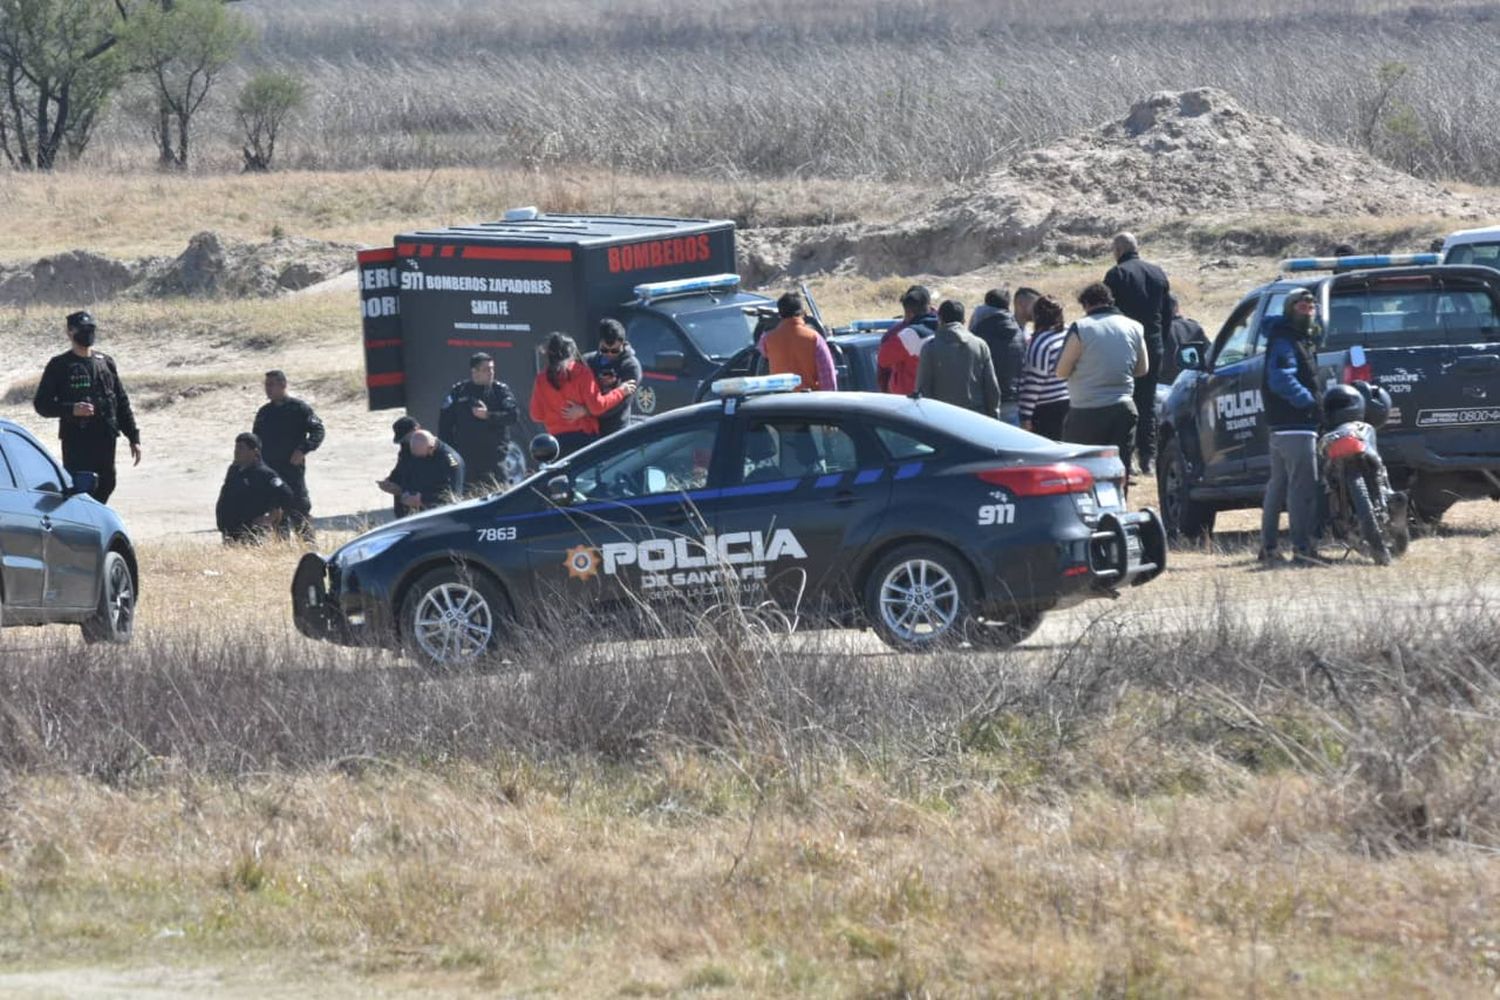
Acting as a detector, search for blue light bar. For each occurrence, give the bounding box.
[709,374,801,397]
[1280,253,1440,272]
[848,318,898,331]
[633,273,741,303]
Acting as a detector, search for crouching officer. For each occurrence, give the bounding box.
[33,311,142,503]
[216,432,295,544]
[438,352,518,493]
[252,369,324,539]
[380,429,463,515]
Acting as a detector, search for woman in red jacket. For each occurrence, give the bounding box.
[530,332,637,456]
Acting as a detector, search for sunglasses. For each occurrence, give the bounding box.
[598,344,623,354]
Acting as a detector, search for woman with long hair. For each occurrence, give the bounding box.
[529,332,637,456]
[1017,295,1070,441]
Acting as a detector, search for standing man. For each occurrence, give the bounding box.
[1259,288,1326,566]
[252,369,324,539]
[877,285,938,394]
[1056,283,1148,478]
[1013,287,1042,336]
[1103,233,1172,474]
[33,311,142,503]
[1159,295,1209,383]
[970,288,1026,425]
[584,319,642,436]
[438,352,519,493]
[216,432,295,544]
[757,292,837,392]
[386,429,464,514]
[915,300,1002,418]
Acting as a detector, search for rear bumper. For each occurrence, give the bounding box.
[978,506,1167,614]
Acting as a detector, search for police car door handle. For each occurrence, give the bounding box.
[832,490,860,507]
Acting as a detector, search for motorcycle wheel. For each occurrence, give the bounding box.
[1348,470,1391,566]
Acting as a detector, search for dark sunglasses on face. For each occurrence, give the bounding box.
[599,344,622,354]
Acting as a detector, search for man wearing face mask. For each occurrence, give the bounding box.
[33,311,142,504]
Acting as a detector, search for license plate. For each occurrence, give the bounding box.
[1095,482,1121,509]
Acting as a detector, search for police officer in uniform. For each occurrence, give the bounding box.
[438,352,518,493]
[252,369,325,539]
[388,429,463,514]
[32,311,142,503]
[377,416,420,519]
[216,432,296,544]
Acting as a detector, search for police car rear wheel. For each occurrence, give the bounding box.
[866,544,975,652]
[82,551,134,645]
[401,568,509,668]
[1159,437,1215,543]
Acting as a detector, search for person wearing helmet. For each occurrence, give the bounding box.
[1259,288,1325,565]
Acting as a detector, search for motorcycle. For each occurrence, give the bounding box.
[1318,382,1409,565]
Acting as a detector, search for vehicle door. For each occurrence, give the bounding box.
[621,311,708,417]
[0,433,47,612]
[2,431,99,611]
[1196,294,1266,486]
[523,419,728,612]
[709,409,890,619]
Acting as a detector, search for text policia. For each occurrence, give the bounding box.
[567,529,807,591]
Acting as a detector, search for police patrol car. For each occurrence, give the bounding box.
[294,376,1166,667]
[1158,253,1500,538]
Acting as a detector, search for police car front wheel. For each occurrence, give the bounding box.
[399,567,510,667]
[865,543,976,652]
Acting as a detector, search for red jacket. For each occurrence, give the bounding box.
[530,360,629,436]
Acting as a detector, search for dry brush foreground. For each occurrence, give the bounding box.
[3,532,1500,995]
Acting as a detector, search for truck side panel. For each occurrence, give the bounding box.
[358,248,406,411]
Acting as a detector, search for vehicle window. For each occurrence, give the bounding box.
[1213,298,1262,369]
[570,425,717,501]
[0,437,16,489]
[1445,242,1500,267]
[741,420,860,482]
[4,434,63,492]
[874,426,938,460]
[624,314,687,369]
[1326,283,1500,348]
[676,305,760,361]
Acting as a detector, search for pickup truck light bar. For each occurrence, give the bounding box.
[847,318,899,332]
[633,273,741,303]
[1280,253,1440,273]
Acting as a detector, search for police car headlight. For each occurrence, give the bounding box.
[336,532,407,569]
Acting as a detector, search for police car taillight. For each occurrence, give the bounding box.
[977,463,1094,496]
[1343,345,1373,385]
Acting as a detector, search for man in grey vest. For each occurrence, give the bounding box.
[1056,283,1148,480]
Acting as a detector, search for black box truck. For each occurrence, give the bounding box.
[358,212,770,444]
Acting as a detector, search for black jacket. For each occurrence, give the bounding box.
[34,350,140,445]
[1160,316,1208,382]
[402,440,465,508]
[584,346,643,435]
[252,396,325,471]
[216,461,295,541]
[1103,252,1172,348]
[971,310,1025,404]
[437,379,518,478]
[1261,318,1322,431]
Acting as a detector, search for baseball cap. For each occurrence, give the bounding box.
[66,310,96,331]
[392,416,419,442]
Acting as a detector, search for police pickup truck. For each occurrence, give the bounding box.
[1157,254,1500,538]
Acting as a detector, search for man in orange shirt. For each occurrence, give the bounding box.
[757,292,838,391]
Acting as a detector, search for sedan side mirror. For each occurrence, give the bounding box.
[546,474,573,505]
[655,350,686,373]
[65,470,97,497]
[530,433,560,465]
[1176,344,1204,373]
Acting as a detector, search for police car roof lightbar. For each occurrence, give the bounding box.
[633,273,741,303]
[1279,253,1441,273]
[848,318,899,332]
[709,374,801,397]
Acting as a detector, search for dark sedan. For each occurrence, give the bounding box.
[0,419,138,641]
[294,386,1165,667]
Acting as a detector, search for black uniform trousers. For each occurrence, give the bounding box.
[61,433,118,503]
[267,460,314,538]
[1131,337,1164,471]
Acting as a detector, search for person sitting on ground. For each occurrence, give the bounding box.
[1056,283,1147,476]
[1018,295,1071,441]
[914,299,1002,418]
[531,331,636,457]
[757,291,837,392]
[970,287,1026,425]
[215,432,295,544]
[876,285,939,394]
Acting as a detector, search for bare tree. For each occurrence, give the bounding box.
[236,70,306,172]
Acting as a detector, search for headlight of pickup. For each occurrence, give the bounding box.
[335,532,407,569]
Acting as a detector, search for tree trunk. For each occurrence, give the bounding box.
[175,110,189,168]
[157,94,174,167]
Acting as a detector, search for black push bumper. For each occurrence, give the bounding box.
[292,552,354,644]
[1088,508,1167,589]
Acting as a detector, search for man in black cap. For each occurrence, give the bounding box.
[215,432,295,544]
[32,311,142,503]
[438,352,518,493]
[252,369,325,539]
[377,416,420,519]
[381,429,463,514]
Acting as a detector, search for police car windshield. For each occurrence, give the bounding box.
[677,305,759,360]
[1324,283,1500,348]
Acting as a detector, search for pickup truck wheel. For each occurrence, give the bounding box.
[1158,438,1215,543]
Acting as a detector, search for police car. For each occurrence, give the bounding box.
[293,376,1166,667]
[1158,254,1500,538]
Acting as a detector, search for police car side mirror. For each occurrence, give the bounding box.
[546,474,573,505]
[1176,344,1204,372]
[530,433,560,465]
[655,350,686,373]
[65,470,97,497]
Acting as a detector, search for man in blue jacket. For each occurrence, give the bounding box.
[1259,288,1325,565]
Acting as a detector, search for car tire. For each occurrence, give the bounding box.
[399,565,511,668]
[864,543,976,652]
[81,550,136,645]
[1158,436,1215,543]
[965,609,1045,651]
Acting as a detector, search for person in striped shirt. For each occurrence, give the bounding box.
[1017,295,1070,440]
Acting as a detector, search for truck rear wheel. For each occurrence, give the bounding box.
[1158,436,1215,543]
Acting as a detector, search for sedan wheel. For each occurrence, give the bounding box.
[866,544,974,651]
[82,551,135,644]
[400,569,509,667]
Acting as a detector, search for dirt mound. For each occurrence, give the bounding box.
[743,88,1492,279]
[0,232,358,307]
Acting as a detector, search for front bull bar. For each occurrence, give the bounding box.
[292,552,348,643]
[1088,508,1167,589]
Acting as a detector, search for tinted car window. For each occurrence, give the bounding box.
[742,420,859,482]
[874,426,938,460]
[903,401,1062,454]
[1446,242,1500,267]
[571,425,717,501]
[1214,298,1261,368]
[677,305,759,361]
[1325,283,1500,348]
[4,434,63,492]
[625,314,686,368]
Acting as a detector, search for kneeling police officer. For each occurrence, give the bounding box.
[216,432,296,544]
